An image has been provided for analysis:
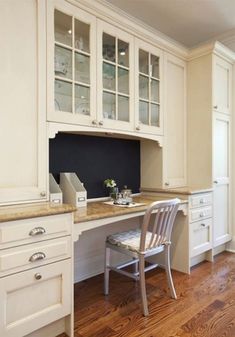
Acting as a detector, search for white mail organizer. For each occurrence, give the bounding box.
[49,173,63,204]
[60,172,87,208]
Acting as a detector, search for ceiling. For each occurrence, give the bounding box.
[105,0,235,48]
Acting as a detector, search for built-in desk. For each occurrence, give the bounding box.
[73,195,188,241]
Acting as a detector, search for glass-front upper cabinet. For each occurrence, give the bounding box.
[135,38,163,135]
[47,0,96,125]
[97,20,134,131]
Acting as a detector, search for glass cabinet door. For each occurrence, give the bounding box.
[47,1,96,125]
[135,39,163,135]
[97,20,134,131]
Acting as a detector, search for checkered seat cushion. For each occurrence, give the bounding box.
[106,229,167,253]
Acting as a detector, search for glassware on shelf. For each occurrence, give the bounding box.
[54,80,72,113]
[118,95,129,122]
[75,53,90,84]
[54,45,72,79]
[103,92,116,119]
[103,33,116,62]
[75,85,90,115]
[103,63,116,91]
[75,19,90,52]
[54,10,72,46]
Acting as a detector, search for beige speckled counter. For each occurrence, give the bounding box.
[141,186,213,195]
[74,195,187,223]
[0,202,77,223]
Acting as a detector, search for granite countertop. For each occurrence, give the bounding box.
[0,202,77,223]
[141,186,213,195]
[74,195,187,223]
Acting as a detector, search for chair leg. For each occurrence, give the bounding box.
[104,246,110,295]
[164,245,177,299]
[139,255,149,316]
[133,258,138,279]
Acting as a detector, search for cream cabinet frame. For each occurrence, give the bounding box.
[47,0,97,127]
[0,0,47,205]
[96,19,135,131]
[134,38,164,135]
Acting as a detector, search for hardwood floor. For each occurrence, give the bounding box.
[61,252,235,337]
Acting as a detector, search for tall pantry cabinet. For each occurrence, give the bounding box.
[187,42,233,251]
[0,0,47,205]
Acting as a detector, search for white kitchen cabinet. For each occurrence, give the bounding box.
[0,212,74,337]
[97,20,134,131]
[140,53,186,190]
[213,113,231,246]
[188,43,233,253]
[0,0,47,205]
[163,53,187,188]
[47,0,97,126]
[213,55,232,114]
[135,38,163,135]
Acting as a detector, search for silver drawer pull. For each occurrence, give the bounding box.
[201,223,206,227]
[35,273,42,280]
[199,212,205,218]
[200,198,205,204]
[29,252,46,262]
[29,227,46,236]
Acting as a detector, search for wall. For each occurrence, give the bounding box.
[49,133,140,198]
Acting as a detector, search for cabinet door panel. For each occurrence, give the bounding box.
[213,113,231,246]
[0,260,71,337]
[213,56,232,114]
[47,0,96,126]
[0,0,47,204]
[163,53,187,188]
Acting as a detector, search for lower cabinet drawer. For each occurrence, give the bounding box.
[0,236,71,277]
[189,206,212,223]
[190,218,212,257]
[0,260,72,337]
[189,193,212,208]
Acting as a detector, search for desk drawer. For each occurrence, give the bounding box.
[0,214,72,249]
[0,260,71,337]
[189,193,212,209]
[0,237,71,277]
[189,206,212,223]
[190,218,212,257]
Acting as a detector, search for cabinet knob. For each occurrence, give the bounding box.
[99,120,104,126]
[35,273,42,280]
[200,223,206,227]
[136,126,140,131]
[199,212,205,218]
[29,252,46,263]
[165,182,170,186]
[29,227,46,236]
[214,180,218,184]
[199,198,205,204]
[213,105,218,109]
[40,191,46,197]
[92,120,97,125]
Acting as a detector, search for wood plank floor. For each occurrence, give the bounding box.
[60,252,235,337]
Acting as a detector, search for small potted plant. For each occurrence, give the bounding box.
[104,178,118,200]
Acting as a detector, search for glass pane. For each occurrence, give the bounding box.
[151,54,159,78]
[54,80,72,113]
[75,85,90,115]
[103,62,116,91]
[55,46,72,79]
[118,95,129,122]
[103,92,116,119]
[118,40,129,67]
[139,75,149,100]
[151,79,160,103]
[139,101,149,125]
[75,19,90,53]
[139,49,148,74]
[118,68,129,94]
[54,10,72,46]
[151,104,160,126]
[103,33,115,62]
[75,53,90,84]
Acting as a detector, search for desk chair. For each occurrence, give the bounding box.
[104,198,180,316]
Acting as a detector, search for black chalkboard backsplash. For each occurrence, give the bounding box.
[49,133,140,199]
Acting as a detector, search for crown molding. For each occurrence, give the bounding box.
[66,0,189,59]
[188,41,235,62]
